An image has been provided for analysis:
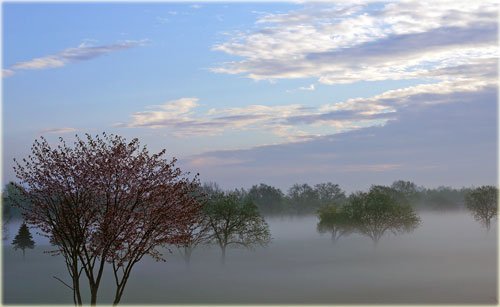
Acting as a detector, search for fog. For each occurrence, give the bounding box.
[3,210,497,305]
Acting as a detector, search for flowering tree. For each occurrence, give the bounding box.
[176,208,212,266]
[14,133,201,306]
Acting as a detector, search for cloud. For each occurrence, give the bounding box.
[190,4,202,9]
[120,74,494,143]
[299,84,315,91]
[40,127,77,134]
[181,83,497,191]
[2,69,15,78]
[4,40,148,76]
[211,1,498,85]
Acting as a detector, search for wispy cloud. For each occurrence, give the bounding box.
[40,127,77,134]
[4,39,148,77]
[211,1,498,85]
[299,84,315,91]
[119,75,493,143]
[2,69,15,78]
[181,83,497,191]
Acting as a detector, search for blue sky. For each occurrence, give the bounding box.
[2,1,498,191]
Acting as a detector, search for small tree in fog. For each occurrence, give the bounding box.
[465,186,498,231]
[12,222,35,259]
[317,204,352,243]
[344,186,420,245]
[177,204,212,266]
[205,193,271,264]
[2,182,31,240]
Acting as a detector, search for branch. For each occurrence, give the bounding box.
[53,275,74,291]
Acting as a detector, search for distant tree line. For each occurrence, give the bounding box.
[2,179,495,220]
[169,180,486,216]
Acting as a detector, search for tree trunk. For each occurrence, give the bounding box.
[112,273,131,306]
[184,246,192,267]
[74,277,82,306]
[221,246,226,265]
[485,218,491,232]
[71,258,82,306]
[22,248,25,260]
[331,229,339,244]
[90,286,98,306]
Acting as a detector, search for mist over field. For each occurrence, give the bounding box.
[3,210,497,305]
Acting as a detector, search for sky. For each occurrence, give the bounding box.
[2,1,498,192]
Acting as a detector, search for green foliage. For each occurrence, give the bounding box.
[287,183,320,214]
[417,186,468,210]
[391,180,419,202]
[2,182,31,220]
[465,186,498,230]
[341,186,421,243]
[315,182,347,206]
[12,222,35,257]
[316,204,352,242]
[246,183,285,214]
[204,192,271,263]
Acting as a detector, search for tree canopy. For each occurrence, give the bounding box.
[319,186,421,245]
[204,192,271,264]
[465,186,498,230]
[246,183,285,214]
[14,133,201,306]
[317,204,352,243]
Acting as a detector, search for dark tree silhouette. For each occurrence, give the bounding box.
[14,133,201,306]
[344,186,421,245]
[317,204,352,243]
[205,192,271,264]
[391,180,419,202]
[287,183,320,214]
[465,186,498,231]
[246,183,285,214]
[176,192,212,266]
[12,222,35,258]
[314,182,346,207]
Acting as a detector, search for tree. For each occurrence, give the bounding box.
[12,222,35,259]
[176,193,212,266]
[205,192,271,264]
[246,183,285,215]
[177,215,211,266]
[390,180,418,202]
[287,183,320,214]
[314,182,346,207]
[343,186,421,245]
[2,182,31,240]
[14,133,201,306]
[465,186,498,231]
[317,204,352,243]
